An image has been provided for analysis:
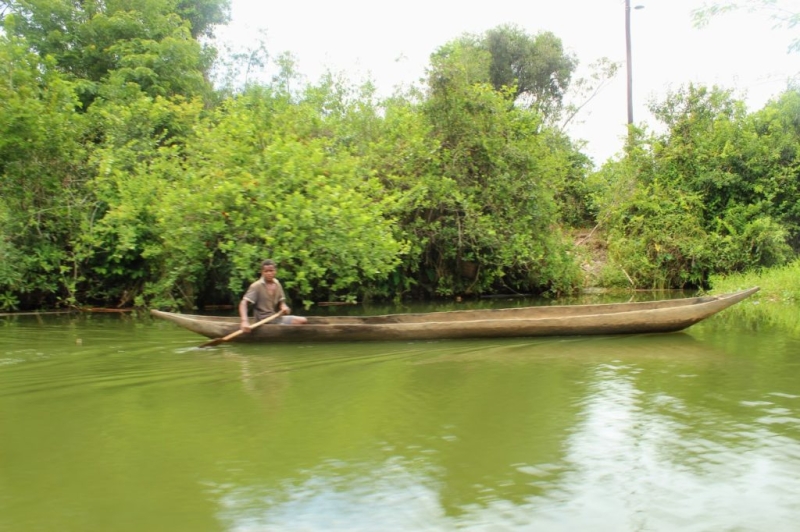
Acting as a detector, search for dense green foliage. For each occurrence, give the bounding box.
[0,0,231,309]
[0,35,91,309]
[1,0,228,106]
[431,24,578,120]
[385,45,583,297]
[0,7,591,310]
[2,2,800,311]
[591,85,800,288]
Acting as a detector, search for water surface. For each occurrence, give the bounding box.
[1,304,799,531]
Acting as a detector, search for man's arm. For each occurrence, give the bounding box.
[239,298,252,332]
[277,281,290,314]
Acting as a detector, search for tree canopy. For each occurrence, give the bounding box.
[429,24,578,118]
[0,0,229,104]
[2,7,800,310]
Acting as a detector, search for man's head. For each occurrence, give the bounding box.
[260,259,277,281]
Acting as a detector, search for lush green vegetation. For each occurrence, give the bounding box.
[590,86,800,289]
[710,259,800,304]
[2,1,800,311]
[707,259,800,334]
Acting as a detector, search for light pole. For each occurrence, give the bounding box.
[625,1,644,126]
[625,0,633,125]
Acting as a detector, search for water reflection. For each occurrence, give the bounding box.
[554,361,800,531]
[2,313,800,531]
[203,333,800,531]
[213,458,443,531]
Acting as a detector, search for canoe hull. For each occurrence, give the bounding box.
[150,287,759,343]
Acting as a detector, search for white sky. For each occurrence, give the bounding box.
[215,0,799,165]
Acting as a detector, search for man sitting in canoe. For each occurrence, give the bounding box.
[239,260,308,332]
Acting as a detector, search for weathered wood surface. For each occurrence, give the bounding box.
[150,287,759,343]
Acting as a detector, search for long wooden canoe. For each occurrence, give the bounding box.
[150,287,758,343]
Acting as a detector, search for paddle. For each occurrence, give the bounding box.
[199,309,286,348]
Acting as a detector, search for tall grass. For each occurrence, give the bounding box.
[707,259,800,334]
[709,259,800,303]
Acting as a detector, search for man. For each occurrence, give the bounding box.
[239,260,308,332]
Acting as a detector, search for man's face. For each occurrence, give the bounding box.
[261,265,277,281]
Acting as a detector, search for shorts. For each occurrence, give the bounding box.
[262,315,296,325]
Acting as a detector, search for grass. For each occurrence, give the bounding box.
[709,258,800,304]
[707,259,800,334]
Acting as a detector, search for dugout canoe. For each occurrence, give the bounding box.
[150,287,758,343]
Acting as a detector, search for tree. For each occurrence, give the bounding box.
[591,84,795,288]
[483,25,577,117]
[0,0,230,309]
[745,89,800,247]
[130,85,407,308]
[0,0,229,104]
[558,57,620,132]
[0,35,92,308]
[397,45,584,297]
[174,0,230,39]
[430,25,578,121]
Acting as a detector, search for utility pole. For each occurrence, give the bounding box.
[625,0,634,125]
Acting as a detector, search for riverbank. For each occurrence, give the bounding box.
[707,259,800,335]
[710,259,800,304]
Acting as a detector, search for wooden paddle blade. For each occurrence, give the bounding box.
[198,336,226,348]
[198,327,245,348]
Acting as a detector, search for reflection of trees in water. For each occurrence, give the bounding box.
[208,332,800,528]
[212,336,715,518]
[211,339,591,525]
[5,314,798,529]
[414,348,587,515]
[696,302,800,340]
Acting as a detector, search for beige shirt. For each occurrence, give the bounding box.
[243,278,286,321]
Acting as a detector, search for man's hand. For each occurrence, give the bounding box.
[240,320,252,333]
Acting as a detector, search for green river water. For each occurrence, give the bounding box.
[1,299,800,531]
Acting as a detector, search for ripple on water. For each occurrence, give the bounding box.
[3,313,800,531]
